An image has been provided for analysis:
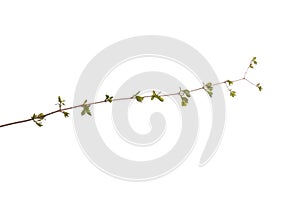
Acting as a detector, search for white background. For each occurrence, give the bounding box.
[0,0,299,213]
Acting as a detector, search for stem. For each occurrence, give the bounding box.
[0,58,260,128]
[0,77,256,128]
[0,118,33,128]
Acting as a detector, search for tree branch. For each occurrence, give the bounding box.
[0,57,262,128]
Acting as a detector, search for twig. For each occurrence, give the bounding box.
[0,57,262,128]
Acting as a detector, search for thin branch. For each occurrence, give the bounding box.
[0,57,261,128]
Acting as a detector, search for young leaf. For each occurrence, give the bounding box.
[182,97,189,103]
[205,82,213,90]
[135,96,144,102]
[62,111,69,118]
[35,122,43,127]
[31,113,37,120]
[151,91,164,102]
[207,91,213,97]
[81,100,92,116]
[105,94,113,103]
[230,91,236,97]
[31,113,45,127]
[249,57,257,69]
[56,96,66,110]
[256,83,263,91]
[157,96,164,102]
[37,113,45,120]
[227,80,233,86]
[204,82,214,97]
[183,89,191,97]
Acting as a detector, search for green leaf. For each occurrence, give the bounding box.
[230,91,236,97]
[180,96,189,106]
[105,94,113,103]
[151,91,164,102]
[227,80,233,86]
[151,90,157,100]
[35,122,43,127]
[256,83,263,91]
[56,96,66,109]
[135,96,144,102]
[132,91,144,102]
[204,82,213,97]
[63,111,69,118]
[182,97,189,103]
[205,82,213,91]
[31,113,45,127]
[207,91,213,97]
[31,113,37,120]
[183,89,191,97]
[81,100,92,116]
[37,113,45,120]
[249,57,258,67]
[181,101,188,106]
[158,96,164,102]
[86,109,92,116]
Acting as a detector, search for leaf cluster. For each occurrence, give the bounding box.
[225,80,236,97]
[151,91,164,102]
[179,88,191,106]
[131,91,144,103]
[31,113,45,127]
[81,100,92,116]
[249,57,258,69]
[204,82,213,97]
[56,96,65,110]
[56,96,69,117]
[256,83,263,91]
[104,94,113,103]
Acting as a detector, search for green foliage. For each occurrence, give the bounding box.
[131,91,144,103]
[204,82,213,97]
[105,94,114,103]
[179,88,191,106]
[81,100,92,116]
[181,101,188,106]
[31,113,45,127]
[225,81,237,97]
[230,91,236,97]
[151,90,164,102]
[135,96,144,102]
[183,89,191,97]
[56,96,70,118]
[249,57,258,69]
[0,56,263,129]
[226,80,233,86]
[62,111,69,118]
[56,96,66,110]
[256,83,263,91]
